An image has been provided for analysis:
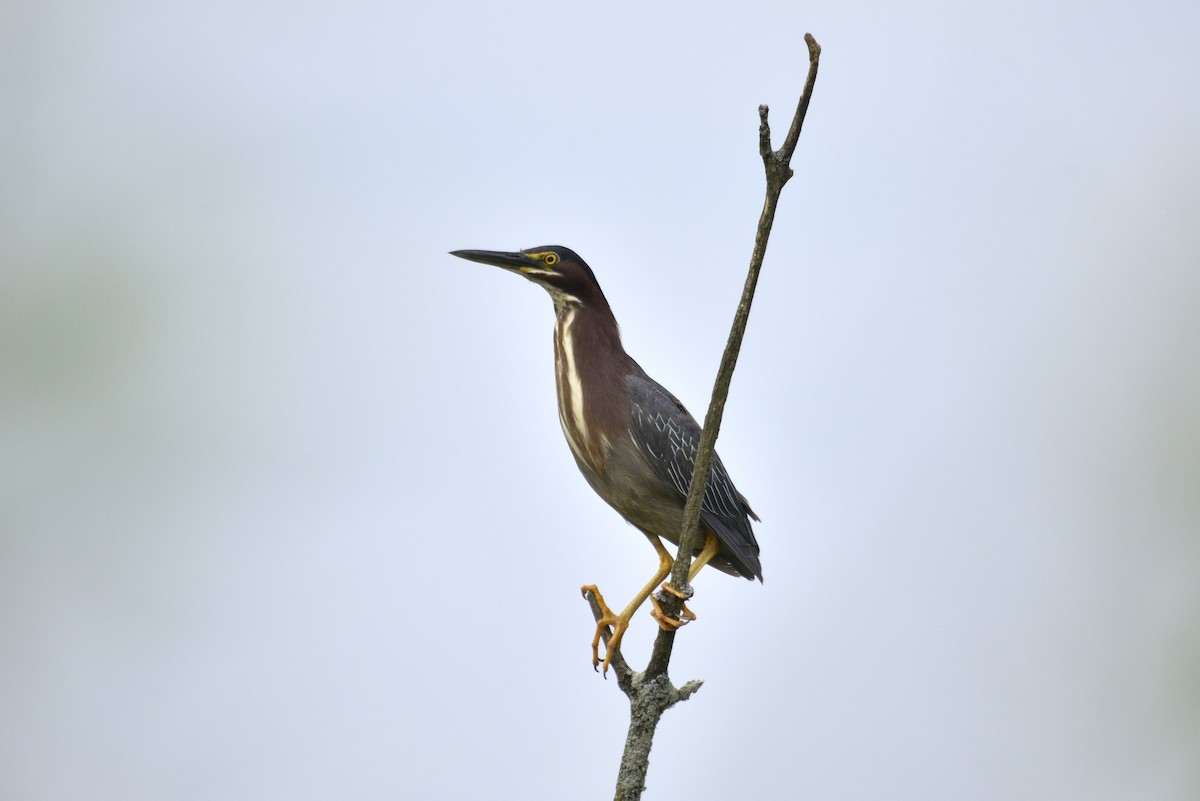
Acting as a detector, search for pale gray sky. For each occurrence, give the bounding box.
[2,1,1198,799]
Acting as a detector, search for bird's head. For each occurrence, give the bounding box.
[450,246,603,311]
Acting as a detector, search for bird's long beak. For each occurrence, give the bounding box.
[449,249,533,271]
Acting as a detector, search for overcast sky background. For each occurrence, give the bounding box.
[2,1,1198,799]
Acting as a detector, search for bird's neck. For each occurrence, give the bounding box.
[552,300,631,473]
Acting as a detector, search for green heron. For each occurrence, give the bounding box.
[450,246,761,674]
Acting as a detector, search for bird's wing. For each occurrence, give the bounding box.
[627,371,762,581]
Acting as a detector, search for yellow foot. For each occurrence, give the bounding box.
[650,585,697,631]
[581,585,628,676]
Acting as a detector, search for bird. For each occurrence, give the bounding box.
[450,246,761,674]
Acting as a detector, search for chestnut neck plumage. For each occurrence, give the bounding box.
[549,285,633,475]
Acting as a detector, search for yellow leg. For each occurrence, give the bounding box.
[688,531,722,581]
[581,534,674,676]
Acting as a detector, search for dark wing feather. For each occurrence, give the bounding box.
[627,371,762,581]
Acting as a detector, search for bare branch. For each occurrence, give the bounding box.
[778,34,823,164]
[654,31,822,637]
[582,35,822,801]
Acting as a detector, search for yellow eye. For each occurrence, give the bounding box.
[543,253,559,266]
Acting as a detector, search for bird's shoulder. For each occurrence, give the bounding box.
[627,368,698,430]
